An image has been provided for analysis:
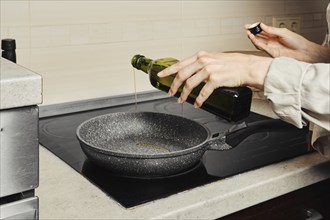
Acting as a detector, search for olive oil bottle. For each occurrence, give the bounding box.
[131,54,252,121]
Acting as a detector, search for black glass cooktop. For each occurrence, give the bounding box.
[39,97,309,208]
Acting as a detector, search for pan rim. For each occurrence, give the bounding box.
[76,111,212,159]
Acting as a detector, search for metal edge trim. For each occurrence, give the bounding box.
[0,197,38,219]
[39,91,168,118]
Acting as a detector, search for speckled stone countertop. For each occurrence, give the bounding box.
[36,147,330,219]
[0,58,42,109]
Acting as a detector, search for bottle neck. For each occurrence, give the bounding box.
[132,55,152,74]
[138,57,152,74]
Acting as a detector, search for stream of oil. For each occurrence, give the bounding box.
[132,68,138,111]
[131,2,184,114]
[133,68,184,116]
[180,0,184,117]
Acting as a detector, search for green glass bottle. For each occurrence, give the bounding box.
[131,54,252,121]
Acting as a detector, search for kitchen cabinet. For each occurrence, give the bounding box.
[221,178,330,220]
[0,106,39,198]
[0,58,42,220]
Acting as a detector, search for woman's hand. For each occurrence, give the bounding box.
[245,23,330,63]
[157,51,272,108]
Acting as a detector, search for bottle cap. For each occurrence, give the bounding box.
[248,22,262,35]
[1,39,16,50]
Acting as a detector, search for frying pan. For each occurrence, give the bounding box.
[76,112,295,178]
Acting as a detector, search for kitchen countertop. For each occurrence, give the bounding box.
[0,58,42,109]
[35,73,330,219]
[37,145,330,219]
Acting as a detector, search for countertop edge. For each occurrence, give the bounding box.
[153,153,330,219]
[0,58,42,110]
[37,145,330,219]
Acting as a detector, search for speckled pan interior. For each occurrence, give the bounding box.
[76,112,209,158]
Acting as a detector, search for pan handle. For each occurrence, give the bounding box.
[225,119,299,148]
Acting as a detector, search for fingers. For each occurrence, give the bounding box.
[178,68,208,103]
[157,51,240,109]
[244,23,253,30]
[157,54,197,96]
[245,23,270,51]
[194,82,215,108]
[259,23,290,38]
[157,53,197,78]
[245,22,286,39]
[169,56,207,96]
[246,29,277,57]
[159,51,212,97]
[246,30,266,50]
[180,64,222,107]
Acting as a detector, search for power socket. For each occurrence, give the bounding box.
[272,16,301,33]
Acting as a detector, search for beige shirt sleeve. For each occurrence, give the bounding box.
[322,3,330,47]
[264,57,330,158]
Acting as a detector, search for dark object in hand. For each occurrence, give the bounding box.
[249,22,262,35]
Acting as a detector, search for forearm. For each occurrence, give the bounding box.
[245,55,272,90]
[305,41,330,63]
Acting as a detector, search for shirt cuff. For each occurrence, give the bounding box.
[263,57,306,128]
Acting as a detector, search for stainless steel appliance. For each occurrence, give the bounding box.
[39,92,311,208]
[0,106,39,219]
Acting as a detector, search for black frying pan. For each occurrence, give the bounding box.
[76,112,295,178]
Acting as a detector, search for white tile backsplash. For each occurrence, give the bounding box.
[0,1,30,26]
[183,1,285,18]
[107,22,124,42]
[285,0,329,14]
[208,18,222,35]
[70,25,90,45]
[31,26,51,48]
[314,12,323,20]
[7,26,30,49]
[153,20,183,39]
[51,26,70,46]
[1,0,328,105]
[89,23,108,44]
[30,1,182,26]
[182,34,256,56]
[0,26,9,41]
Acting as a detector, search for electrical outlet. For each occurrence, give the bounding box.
[288,17,301,33]
[272,16,301,33]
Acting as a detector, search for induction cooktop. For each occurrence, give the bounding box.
[39,95,310,208]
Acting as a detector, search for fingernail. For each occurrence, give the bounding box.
[177,97,183,104]
[194,103,199,108]
[157,71,163,77]
[168,90,173,96]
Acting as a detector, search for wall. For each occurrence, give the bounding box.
[1,0,328,106]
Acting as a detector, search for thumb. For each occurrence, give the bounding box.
[247,31,278,57]
[260,23,287,37]
[244,24,252,30]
